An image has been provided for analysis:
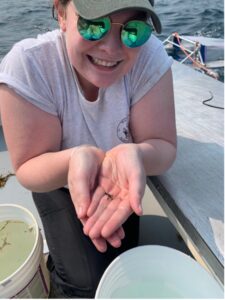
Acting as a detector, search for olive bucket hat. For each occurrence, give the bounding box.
[72,0,162,33]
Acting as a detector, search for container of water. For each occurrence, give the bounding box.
[95,245,224,299]
[0,204,50,298]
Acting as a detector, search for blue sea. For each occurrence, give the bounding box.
[0,0,224,77]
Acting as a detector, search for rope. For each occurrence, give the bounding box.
[173,32,219,80]
[202,91,224,110]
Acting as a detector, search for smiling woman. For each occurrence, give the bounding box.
[0,0,176,298]
[55,1,160,97]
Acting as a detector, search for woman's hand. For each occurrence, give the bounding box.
[80,217,125,252]
[68,145,125,252]
[83,143,146,240]
[68,145,105,218]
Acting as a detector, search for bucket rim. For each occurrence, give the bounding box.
[95,245,224,298]
[0,204,39,285]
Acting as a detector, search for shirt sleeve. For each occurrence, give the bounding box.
[0,41,58,116]
[128,35,173,106]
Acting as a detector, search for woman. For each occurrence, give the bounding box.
[0,0,176,297]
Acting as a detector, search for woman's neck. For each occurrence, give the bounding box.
[76,72,100,102]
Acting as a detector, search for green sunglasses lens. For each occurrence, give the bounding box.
[122,21,152,48]
[77,17,110,41]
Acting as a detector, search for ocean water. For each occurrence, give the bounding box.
[0,0,224,73]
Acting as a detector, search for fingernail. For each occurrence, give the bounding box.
[120,231,125,240]
[77,206,83,218]
[83,226,88,235]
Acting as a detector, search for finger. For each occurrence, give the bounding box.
[92,237,107,253]
[105,226,125,248]
[80,218,107,252]
[101,201,132,238]
[84,195,117,236]
[128,173,146,216]
[117,226,125,240]
[85,197,120,238]
[106,231,122,248]
[87,186,105,217]
[83,198,108,236]
[69,178,91,218]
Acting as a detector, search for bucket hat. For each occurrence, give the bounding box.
[72,0,162,33]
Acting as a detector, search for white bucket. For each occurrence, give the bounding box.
[0,204,50,298]
[95,245,224,299]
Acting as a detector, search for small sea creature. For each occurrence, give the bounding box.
[0,237,11,251]
[28,226,34,232]
[0,173,15,188]
[0,221,10,232]
[105,192,113,200]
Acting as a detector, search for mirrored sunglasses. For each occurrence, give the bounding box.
[77,16,153,48]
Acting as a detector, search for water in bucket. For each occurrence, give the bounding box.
[95,245,224,299]
[0,220,36,281]
[0,204,50,299]
[111,281,183,298]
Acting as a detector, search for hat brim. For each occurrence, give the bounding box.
[72,0,162,33]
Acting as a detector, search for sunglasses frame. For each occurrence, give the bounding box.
[77,15,154,48]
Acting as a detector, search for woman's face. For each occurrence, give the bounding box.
[59,2,143,92]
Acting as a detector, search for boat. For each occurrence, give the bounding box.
[0,35,224,296]
[163,32,224,80]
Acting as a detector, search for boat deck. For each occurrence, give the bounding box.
[147,60,224,285]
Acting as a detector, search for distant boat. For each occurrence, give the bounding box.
[163,32,224,80]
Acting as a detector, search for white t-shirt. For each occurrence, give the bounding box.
[0,29,172,151]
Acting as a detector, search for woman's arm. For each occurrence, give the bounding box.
[130,68,177,175]
[0,84,70,191]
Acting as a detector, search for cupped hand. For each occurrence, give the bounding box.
[68,145,105,218]
[67,145,125,252]
[83,143,146,239]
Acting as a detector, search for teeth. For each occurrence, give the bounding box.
[91,57,118,67]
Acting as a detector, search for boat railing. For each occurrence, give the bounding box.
[163,33,205,65]
[163,32,222,80]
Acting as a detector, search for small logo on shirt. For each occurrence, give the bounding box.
[117,117,132,143]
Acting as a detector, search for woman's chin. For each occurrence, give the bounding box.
[86,76,118,89]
